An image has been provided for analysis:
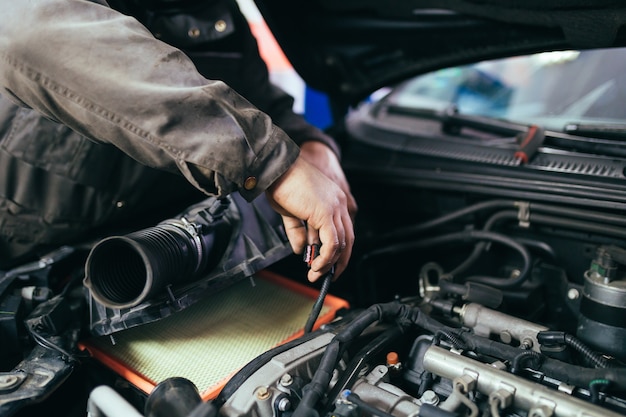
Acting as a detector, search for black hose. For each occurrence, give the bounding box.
[187,402,219,417]
[449,206,626,278]
[531,203,626,227]
[293,302,448,417]
[537,331,610,368]
[565,333,611,369]
[402,199,626,240]
[460,331,626,389]
[531,213,626,239]
[589,379,611,405]
[510,350,543,374]
[378,199,518,242]
[376,199,626,253]
[344,392,396,417]
[448,210,556,277]
[448,211,518,277]
[144,377,202,417]
[304,271,333,334]
[327,326,405,404]
[432,329,468,350]
[449,208,626,281]
[291,302,626,417]
[361,230,532,289]
[514,237,557,260]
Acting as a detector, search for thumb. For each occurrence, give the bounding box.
[281,215,307,254]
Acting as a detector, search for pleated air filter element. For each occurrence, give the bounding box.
[80,271,349,400]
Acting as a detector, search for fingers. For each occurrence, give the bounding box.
[281,216,307,254]
[335,209,355,277]
[307,207,354,283]
[266,155,355,281]
[307,225,319,246]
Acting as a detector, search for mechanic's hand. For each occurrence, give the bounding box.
[266,155,354,282]
[299,141,358,221]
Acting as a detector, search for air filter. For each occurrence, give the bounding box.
[80,270,348,400]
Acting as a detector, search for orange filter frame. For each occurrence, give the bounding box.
[79,270,349,400]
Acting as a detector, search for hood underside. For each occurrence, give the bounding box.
[254,0,626,104]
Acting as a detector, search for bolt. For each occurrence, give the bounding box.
[0,375,19,391]
[567,288,580,300]
[521,338,534,350]
[277,397,292,411]
[214,20,228,32]
[279,374,293,387]
[256,386,270,400]
[420,390,439,405]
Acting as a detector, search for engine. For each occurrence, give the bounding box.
[84,195,626,417]
[3,196,626,417]
[97,283,626,417]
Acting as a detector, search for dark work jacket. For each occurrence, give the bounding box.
[0,0,336,267]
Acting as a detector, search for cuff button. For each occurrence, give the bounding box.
[244,176,257,190]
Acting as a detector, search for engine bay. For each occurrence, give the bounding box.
[3,114,626,417]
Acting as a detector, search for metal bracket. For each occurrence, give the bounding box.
[515,201,530,228]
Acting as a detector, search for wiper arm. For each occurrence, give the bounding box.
[385,104,530,136]
[385,103,626,159]
[564,123,626,140]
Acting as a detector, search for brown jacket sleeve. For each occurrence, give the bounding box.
[0,0,299,201]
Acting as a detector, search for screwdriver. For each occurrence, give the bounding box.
[514,124,545,165]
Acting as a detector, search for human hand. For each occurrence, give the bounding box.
[265,155,354,282]
[299,141,358,221]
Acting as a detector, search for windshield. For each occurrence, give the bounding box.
[384,48,626,133]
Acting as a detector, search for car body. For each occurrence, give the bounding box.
[3,1,626,416]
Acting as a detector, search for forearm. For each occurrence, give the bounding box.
[0,0,298,200]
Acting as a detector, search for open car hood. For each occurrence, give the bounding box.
[254,0,626,104]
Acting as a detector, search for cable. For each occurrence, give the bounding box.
[589,379,611,404]
[292,302,449,417]
[510,350,543,374]
[460,331,626,389]
[447,211,518,278]
[302,243,335,334]
[377,200,518,242]
[375,198,626,249]
[304,268,333,334]
[25,325,81,363]
[537,331,610,368]
[531,203,626,227]
[432,329,468,350]
[361,230,532,289]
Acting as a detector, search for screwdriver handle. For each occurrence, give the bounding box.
[303,243,321,267]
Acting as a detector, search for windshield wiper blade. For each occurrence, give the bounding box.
[385,104,530,137]
[564,123,626,140]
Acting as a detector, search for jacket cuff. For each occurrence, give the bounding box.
[237,125,300,202]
